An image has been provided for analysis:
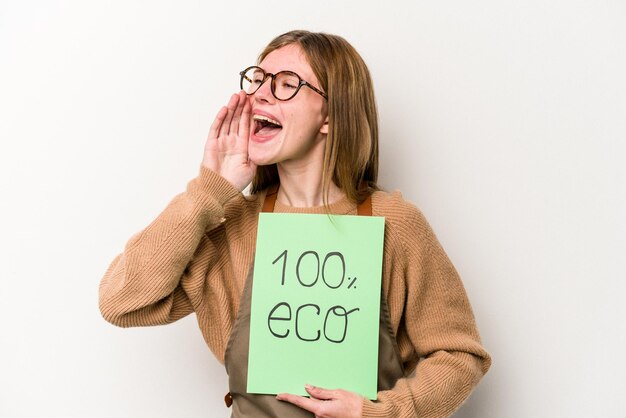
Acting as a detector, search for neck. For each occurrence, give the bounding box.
[276,162,344,207]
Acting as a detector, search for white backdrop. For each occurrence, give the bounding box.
[1,1,625,417]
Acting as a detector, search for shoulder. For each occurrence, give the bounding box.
[371,189,437,252]
[371,190,431,233]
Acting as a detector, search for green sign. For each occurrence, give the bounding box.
[247,213,385,400]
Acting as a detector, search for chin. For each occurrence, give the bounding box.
[248,152,276,167]
[248,141,282,166]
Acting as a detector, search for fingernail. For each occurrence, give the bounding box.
[305,384,314,390]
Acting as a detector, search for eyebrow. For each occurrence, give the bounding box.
[258,66,301,75]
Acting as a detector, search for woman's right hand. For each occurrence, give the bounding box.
[202,91,257,191]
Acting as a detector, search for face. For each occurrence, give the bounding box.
[248,44,328,169]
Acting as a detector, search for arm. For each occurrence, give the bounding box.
[98,167,241,327]
[362,209,491,418]
[99,91,255,327]
[276,200,490,418]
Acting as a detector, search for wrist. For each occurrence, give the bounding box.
[193,165,242,205]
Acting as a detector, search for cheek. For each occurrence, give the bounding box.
[281,101,326,138]
[291,109,323,131]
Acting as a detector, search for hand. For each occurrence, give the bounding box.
[202,91,256,191]
[276,384,364,418]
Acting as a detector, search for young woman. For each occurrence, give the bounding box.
[99,30,491,418]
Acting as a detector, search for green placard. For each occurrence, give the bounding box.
[247,213,385,400]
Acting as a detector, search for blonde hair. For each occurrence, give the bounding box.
[250,30,379,205]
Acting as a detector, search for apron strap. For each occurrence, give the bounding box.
[261,184,373,216]
[357,194,372,216]
[261,184,279,213]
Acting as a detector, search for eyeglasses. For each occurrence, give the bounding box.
[239,66,328,101]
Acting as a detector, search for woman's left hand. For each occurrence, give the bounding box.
[276,384,364,418]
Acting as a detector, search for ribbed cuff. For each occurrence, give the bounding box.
[189,165,242,207]
[361,398,389,418]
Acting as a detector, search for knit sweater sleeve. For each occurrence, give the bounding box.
[362,197,491,418]
[98,166,241,327]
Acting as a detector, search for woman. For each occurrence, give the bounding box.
[99,30,491,418]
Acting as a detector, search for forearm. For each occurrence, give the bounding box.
[362,349,489,418]
[98,166,241,327]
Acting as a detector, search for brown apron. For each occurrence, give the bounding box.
[224,187,405,417]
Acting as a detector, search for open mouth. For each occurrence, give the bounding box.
[253,114,283,137]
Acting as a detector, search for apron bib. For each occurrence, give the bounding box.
[224,187,404,417]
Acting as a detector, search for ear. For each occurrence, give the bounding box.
[319,116,329,135]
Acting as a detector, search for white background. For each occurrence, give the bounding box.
[1,1,625,417]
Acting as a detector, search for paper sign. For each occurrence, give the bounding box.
[247,213,385,399]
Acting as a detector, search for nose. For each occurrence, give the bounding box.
[253,76,275,104]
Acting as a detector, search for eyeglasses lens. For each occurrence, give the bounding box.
[241,68,265,95]
[272,72,300,100]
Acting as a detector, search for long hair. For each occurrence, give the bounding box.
[250,30,379,205]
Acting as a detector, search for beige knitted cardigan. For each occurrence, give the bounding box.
[99,166,491,418]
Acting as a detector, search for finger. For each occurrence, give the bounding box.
[305,384,337,401]
[219,94,239,137]
[230,91,247,137]
[276,393,321,415]
[208,106,228,140]
[238,95,251,138]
